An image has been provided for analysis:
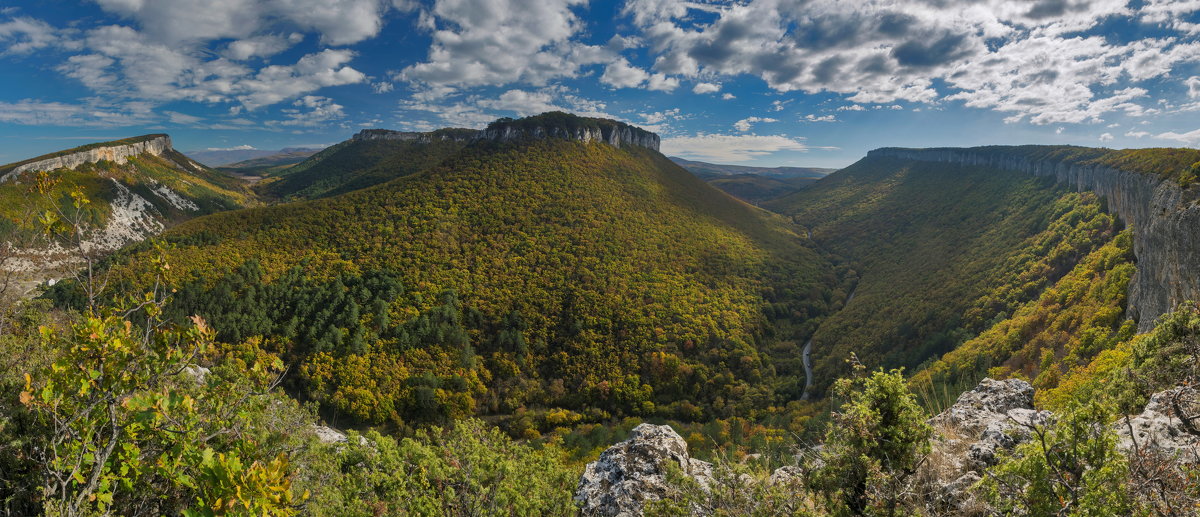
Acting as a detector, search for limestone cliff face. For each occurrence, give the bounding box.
[476,122,661,151]
[1,135,173,182]
[868,147,1200,330]
[353,119,661,152]
[0,134,237,295]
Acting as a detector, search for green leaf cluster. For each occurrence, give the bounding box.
[811,368,931,516]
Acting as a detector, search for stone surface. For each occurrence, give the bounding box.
[935,471,985,516]
[868,146,1200,331]
[769,465,803,486]
[478,122,660,151]
[576,423,712,516]
[1117,386,1200,463]
[313,425,349,444]
[181,365,210,383]
[351,119,661,152]
[966,407,1050,471]
[923,378,1052,512]
[930,378,1039,436]
[2,135,173,182]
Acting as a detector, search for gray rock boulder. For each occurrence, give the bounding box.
[769,465,804,486]
[181,365,210,383]
[576,423,712,516]
[313,424,349,444]
[923,378,1052,514]
[1117,385,1200,463]
[930,378,1038,435]
[965,407,1050,471]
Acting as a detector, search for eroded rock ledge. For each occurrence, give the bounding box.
[352,113,661,152]
[576,424,712,516]
[478,117,660,151]
[1,135,174,182]
[868,146,1200,331]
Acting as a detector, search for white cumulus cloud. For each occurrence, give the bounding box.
[662,133,835,162]
[399,0,609,89]
[733,116,778,132]
[1155,128,1200,145]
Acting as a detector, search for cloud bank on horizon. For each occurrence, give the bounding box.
[0,0,1197,166]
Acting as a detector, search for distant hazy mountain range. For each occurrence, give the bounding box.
[668,157,836,178]
[669,157,835,203]
[187,147,324,167]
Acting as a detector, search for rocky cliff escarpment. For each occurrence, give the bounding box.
[353,114,661,152]
[1,135,173,182]
[868,146,1200,331]
[477,120,660,151]
[0,134,246,297]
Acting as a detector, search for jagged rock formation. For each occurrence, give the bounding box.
[1118,385,1200,463]
[867,146,1200,331]
[353,113,661,152]
[1,135,173,183]
[478,118,660,151]
[924,378,1051,507]
[576,423,712,516]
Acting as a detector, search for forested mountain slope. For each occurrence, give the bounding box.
[259,128,475,200]
[696,173,817,204]
[90,114,840,431]
[0,135,250,296]
[869,146,1200,330]
[767,156,1124,395]
[12,122,1200,514]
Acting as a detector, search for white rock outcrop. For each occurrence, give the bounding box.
[923,378,1051,514]
[1,135,173,182]
[313,425,349,444]
[929,378,1052,473]
[1118,385,1200,463]
[576,423,712,516]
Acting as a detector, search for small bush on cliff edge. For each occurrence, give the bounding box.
[981,399,1132,516]
[811,365,932,516]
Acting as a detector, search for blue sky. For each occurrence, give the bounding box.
[0,0,1198,168]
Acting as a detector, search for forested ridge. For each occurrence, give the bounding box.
[73,131,840,435]
[872,144,1200,185]
[6,113,1200,515]
[260,129,476,200]
[0,149,250,234]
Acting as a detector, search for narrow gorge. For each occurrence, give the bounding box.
[868,146,1200,330]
